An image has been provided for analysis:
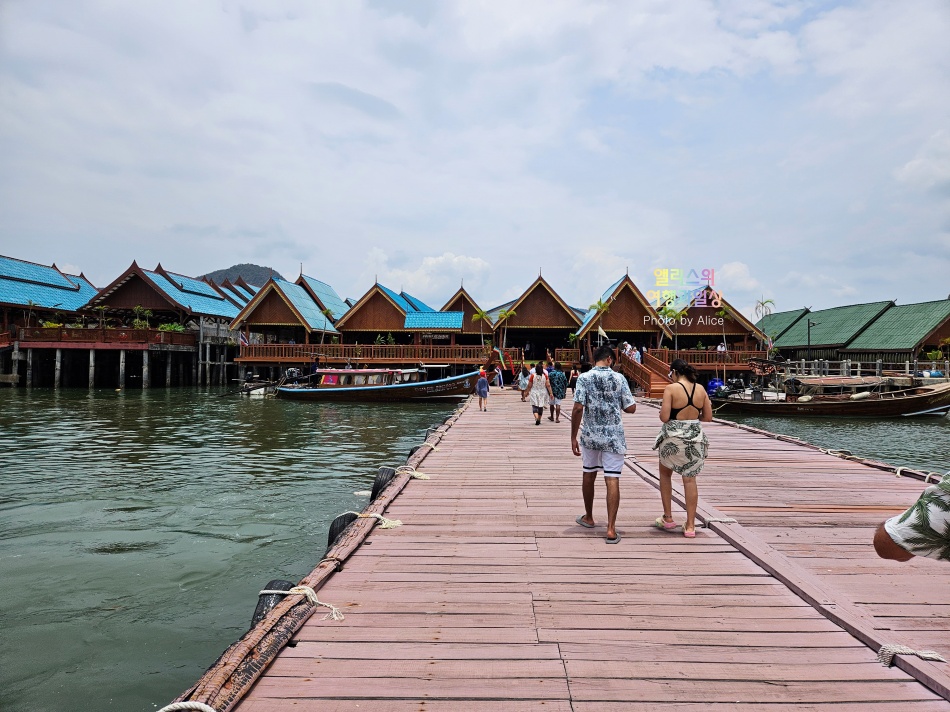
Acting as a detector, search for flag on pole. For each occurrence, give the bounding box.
[239,332,249,346]
[597,324,608,340]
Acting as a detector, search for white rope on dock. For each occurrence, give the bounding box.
[396,465,431,480]
[878,644,947,667]
[894,466,910,478]
[702,517,738,528]
[258,585,345,621]
[155,702,218,712]
[418,441,439,451]
[343,511,403,529]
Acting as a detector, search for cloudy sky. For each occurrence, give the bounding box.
[1,0,948,317]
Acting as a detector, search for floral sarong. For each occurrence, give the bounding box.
[653,419,708,478]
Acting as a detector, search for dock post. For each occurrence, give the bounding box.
[88,349,95,388]
[143,350,150,389]
[219,348,225,386]
[204,342,211,387]
[119,350,126,388]
[26,348,32,388]
[12,341,19,387]
[166,352,172,387]
[54,349,62,388]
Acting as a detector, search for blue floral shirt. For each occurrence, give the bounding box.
[574,366,635,453]
[548,369,567,400]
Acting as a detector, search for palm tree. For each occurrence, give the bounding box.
[589,298,610,346]
[754,297,775,322]
[319,308,334,345]
[498,308,516,350]
[472,308,489,347]
[657,302,688,350]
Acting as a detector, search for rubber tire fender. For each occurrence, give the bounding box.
[371,467,396,501]
[325,512,359,555]
[250,579,294,629]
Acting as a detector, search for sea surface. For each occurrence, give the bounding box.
[1,390,949,712]
[0,388,459,712]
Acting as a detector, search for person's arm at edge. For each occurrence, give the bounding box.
[699,390,713,422]
[659,385,672,423]
[570,402,584,456]
[873,522,914,561]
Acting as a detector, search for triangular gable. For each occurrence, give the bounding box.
[89,262,187,313]
[400,291,434,312]
[442,286,491,334]
[576,275,672,339]
[491,276,582,329]
[297,274,348,322]
[230,278,337,332]
[333,283,410,332]
[674,286,765,338]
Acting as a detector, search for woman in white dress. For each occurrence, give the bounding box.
[527,362,553,425]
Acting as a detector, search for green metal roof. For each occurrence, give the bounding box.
[842,299,950,352]
[774,301,893,348]
[755,308,808,341]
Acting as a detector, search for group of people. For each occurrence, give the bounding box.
[515,361,579,424]
[572,345,712,542]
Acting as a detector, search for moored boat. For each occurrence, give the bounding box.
[276,367,478,402]
[712,375,950,417]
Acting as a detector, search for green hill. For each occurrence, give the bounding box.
[201,263,284,286]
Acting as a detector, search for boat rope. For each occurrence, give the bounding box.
[877,644,947,667]
[894,466,910,478]
[702,517,738,527]
[320,555,344,570]
[418,441,439,451]
[343,511,403,529]
[396,465,431,480]
[155,702,218,712]
[258,585,345,621]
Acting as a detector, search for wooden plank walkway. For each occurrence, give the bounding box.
[234,389,950,711]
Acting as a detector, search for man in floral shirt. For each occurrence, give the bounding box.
[571,345,636,544]
[874,474,950,562]
[548,362,568,422]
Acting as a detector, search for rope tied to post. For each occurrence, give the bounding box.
[702,517,738,528]
[343,511,403,529]
[156,702,219,712]
[418,441,439,451]
[258,585,345,621]
[878,644,946,667]
[396,465,431,480]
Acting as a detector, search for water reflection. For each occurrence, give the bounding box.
[0,388,457,712]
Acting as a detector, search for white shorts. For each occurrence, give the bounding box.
[581,447,624,477]
[552,398,562,406]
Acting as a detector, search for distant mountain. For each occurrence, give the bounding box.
[201,263,284,286]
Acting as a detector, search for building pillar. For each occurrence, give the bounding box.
[143,350,150,388]
[89,349,96,388]
[26,348,33,388]
[205,342,211,386]
[166,352,172,387]
[55,349,62,388]
[12,341,19,387]
[119,350,126,388]
[192,350,198,385]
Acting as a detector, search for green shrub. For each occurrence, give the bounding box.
[158,323,186,332]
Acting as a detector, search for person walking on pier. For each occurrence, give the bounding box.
[653,358,712,538]
[518,364,531,401]
[548,362,567,422]
[527,362,553,425]
[874,474,950,562]
[571,345,637,544]
[475,370,490,411]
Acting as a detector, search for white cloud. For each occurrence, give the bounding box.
[897,130,950,191]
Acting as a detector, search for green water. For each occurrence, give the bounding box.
[0,388,459,712]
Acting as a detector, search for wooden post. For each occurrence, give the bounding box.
[179,360,184,387]
[205,342,211,386]
[166,352,172,387]
[12,341,19,387]
[219,347,225,386]
[119,350,126,388]
[54,348,62,388]
[89,349,96,388]
[26,348,33,387]
[143,350,150,388]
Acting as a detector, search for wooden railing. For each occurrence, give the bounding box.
[0,332,10,348]
[616,351,669,398]
[237,343,522,367]
[16,327,197,346]
[553,349,580,365]
[647,349,768,367]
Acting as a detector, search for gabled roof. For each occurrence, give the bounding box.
[215,279,250,307]
[442,286,493,329]
[377,284,415,313]
[756,308,809,341]
[0,255,99,311]
[230,277,338,333]
[687,286,763,337]
[298,275,349,321]
[575,274,672,339]
[400,291,434,312]
[404,312,464,330]
[90,262,238,319]
[842,299,950,352]
[334,282,414,330]
[774,301,893,348]
[486,276,583,327]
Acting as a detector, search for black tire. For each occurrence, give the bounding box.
[326,512,359,553]
[371,467,396,501]
[250,579,294,629]
[408,445,421,459]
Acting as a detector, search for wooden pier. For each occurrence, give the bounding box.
[182,389,950,711]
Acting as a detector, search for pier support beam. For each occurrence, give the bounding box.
[89,349,96,388]
[142,350,150,389]
[54,349,62,389]
[26,348,32,388]
[166,353,172,387]
[204,343,210,387]
[119,350,126,388]
[12,342,19,387]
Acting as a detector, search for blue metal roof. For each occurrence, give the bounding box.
[275,278,338,333]
[300,275,348,320]
[163,270,221,298]
[0,256,99,311]
[600,276,624,304]
[404,311,464,330]
[377,284,414,313]
[221,284,249,306]
[577,307,598,333]
[401,291,435,312]
[144,270,238,319]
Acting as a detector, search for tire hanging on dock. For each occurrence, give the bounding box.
[325,512,359,555]
[250,579,294,629]
[371,467,397,501]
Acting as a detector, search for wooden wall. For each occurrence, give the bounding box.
[601,284,663,335]
[102,275,173,311]
[507,287,578,329]
[245,290,299,326]
[338,291,406,332]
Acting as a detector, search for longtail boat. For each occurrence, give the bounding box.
[712,375,950,417]
[276,367,477,402]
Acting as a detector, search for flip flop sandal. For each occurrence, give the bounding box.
[606,534,621,544]
[683,529,696,538]
[654,516,679,531]
[575,515,595,529]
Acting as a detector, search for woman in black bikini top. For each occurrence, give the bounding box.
[669,381,702,420]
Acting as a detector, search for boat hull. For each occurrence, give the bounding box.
[276,371,478,402]
[712,383,950,418]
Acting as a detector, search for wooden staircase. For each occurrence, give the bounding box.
[616,351,671,398]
